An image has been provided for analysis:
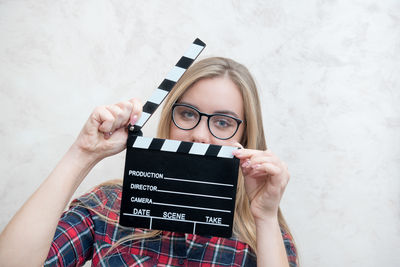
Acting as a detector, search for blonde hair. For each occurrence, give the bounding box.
[78,57,296,261]
[156,57,295,256]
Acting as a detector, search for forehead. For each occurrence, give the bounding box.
[179,77,244,118]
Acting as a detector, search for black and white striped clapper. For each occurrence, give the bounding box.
[129,38,206,134]
[120,136,240,237]
[120,38,240,238]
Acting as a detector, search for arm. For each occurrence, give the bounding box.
[0,99,142,267]
[255,217,290,267]
[232,149,293,267]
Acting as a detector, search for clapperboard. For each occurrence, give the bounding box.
[119,39,240,238]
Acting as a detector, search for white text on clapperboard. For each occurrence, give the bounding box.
[128,169,224,225]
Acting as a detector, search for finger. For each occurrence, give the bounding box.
[115,100,135,122]
[128,98,143,125]
[241,158,252,168]
[240,164,250,176]
[253,163,289,187]
[246,155,280,168]
[242,160,279,177]
[232,148,258,160]
[103,131,113,140]
[239,152,277,169]
[254,162,282,177]
[106,104,130,131]
[232,148,271,159]
[239,154,261,169]
[232,142,244,149]
[91,106,115,133]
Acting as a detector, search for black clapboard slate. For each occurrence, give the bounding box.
[120,136,239,237]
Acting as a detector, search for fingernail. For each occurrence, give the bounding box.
[242,160,250,168]
[104,132,111,139]
[130,115,138,125]
[233,142,244,149]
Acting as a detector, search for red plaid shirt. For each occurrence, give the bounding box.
[45,184,297,266]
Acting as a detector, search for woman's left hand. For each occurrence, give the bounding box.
[232,148,290,222]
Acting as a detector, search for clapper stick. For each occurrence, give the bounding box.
[129,38,206,135]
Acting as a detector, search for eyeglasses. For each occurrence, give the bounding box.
[172,103,243,140]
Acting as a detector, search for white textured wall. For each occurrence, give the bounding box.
[1,1,399,266]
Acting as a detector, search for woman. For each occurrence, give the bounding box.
[0,57,297,266]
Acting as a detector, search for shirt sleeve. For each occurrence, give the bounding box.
[44,204,95,267]
[282,229,298,267]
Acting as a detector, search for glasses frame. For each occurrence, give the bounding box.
[171,103,243,140]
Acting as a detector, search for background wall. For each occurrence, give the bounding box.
[1,0,399,266]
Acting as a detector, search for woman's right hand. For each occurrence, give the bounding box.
[0,98,142,266]
[73,98,142,162]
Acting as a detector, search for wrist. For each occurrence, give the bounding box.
[254,213,280,228]
[69,142,101,166]
[58,143,100,187]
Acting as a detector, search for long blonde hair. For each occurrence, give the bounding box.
[156,57,295,255]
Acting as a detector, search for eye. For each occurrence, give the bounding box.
[216,119,229,127]
[211,116,235,129]
[182,110,194,118]
[176,106,198,121]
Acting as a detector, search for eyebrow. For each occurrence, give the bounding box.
[178,101,240,118]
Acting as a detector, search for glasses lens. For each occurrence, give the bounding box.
[172,105,199,130]
[209,115,239,139]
